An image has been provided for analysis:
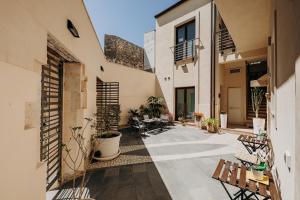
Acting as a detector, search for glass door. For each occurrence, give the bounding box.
[175,87,195,120]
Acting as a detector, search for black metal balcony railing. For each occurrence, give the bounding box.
[173,38,197,63]
[217,28,236,55]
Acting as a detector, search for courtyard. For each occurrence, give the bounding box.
[49,125,243,200]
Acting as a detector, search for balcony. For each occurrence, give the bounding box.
[173,38,197,65]
[217,27,236,55]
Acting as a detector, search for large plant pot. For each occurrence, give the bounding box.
[207,125,217,133]
[220,114,227,129]
[253,118,265,135]
[93,131,121,160]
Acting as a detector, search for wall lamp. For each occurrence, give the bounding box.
[67,19,80,38]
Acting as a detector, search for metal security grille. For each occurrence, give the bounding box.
[40,47,63,191]
[96,78,119,132]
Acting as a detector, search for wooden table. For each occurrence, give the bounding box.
[212,159,279,200]
[237,135,269,154]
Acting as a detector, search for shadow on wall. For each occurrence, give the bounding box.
[155,76,173,118]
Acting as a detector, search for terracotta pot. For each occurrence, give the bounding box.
[207,125,217,133]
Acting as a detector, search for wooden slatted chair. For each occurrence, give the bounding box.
[212,159,281,200]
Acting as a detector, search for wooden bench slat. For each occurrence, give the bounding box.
[246,136,252,142]
[237,135,243,141]
[212,159,225,179]
[229,163,238,186]
[220,161,231,182]
[258,183,268,197]
[248,180,257,193]
[269,182,279,200]
[239,165,247,189]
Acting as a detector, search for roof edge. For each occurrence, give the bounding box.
[155,0,188,18]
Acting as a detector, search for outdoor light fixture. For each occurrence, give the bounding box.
[100,66,104,72]
[67,19,80,38]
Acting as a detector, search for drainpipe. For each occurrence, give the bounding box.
[210,0,216,118]
[198,12,201,114]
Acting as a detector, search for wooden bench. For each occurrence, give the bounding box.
[212,159,281,200]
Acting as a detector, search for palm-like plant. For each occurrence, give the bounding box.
[251,87,265,118]
[147,96,164,118]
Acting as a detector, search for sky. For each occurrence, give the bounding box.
[84,0,179,47]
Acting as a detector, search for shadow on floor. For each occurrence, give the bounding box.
[52,128,172,200]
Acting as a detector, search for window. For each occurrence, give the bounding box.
[175,20,196,62]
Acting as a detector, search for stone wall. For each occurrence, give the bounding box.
[104,34,144,70]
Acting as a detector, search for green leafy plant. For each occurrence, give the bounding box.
[147,96,165,118]
[139,104,151,117]
[204,118,218,127]
[204,118,219,133]
[251,87,265,118]
[97,105,121,138]
[128,108,139,125]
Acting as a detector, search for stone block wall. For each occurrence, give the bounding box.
[104,34,144,70]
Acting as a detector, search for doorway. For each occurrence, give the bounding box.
[175,87,195,120]
[228,87,243,124]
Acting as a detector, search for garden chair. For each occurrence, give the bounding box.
[160,114,170,129]
[132,117,147,136]
[143,115,150,120]
[236,142,273,169]
[212,159,281,200]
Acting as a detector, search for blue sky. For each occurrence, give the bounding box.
[84,0,178,47]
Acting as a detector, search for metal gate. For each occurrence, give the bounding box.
[40,47,63,191]
[96,78,120,132]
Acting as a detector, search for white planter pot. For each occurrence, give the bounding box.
[253,118,265,135]
[94,132,121,159]
[220,114,227,129]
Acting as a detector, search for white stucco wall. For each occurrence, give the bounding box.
[0,0,156,199]
[268,0,300,199]
[155,0,212,118]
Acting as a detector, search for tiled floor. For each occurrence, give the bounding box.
[50,125,244,200]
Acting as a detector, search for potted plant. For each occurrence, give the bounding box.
[251,87,265,135]
[220,111,227,129]
[252,162,267,181]
[147,96,165,118]
[205,118,219,133]
[193,112,204,121]
[201,119,207,130]
[177,112,186,126]
[128,108,139,126]
[93,105,122,160]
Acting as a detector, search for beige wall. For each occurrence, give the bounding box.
[0,0,156,199]
[219,61,247,124]
[268,0,300,199]
[100,61,157,125]
[155,0,212,118]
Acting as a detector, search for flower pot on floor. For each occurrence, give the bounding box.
[93,131,121,160]
[220,113,227,129]
[253,118,265,135]
[207,125,218,133]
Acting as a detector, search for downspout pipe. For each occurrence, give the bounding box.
[210,0,216,118]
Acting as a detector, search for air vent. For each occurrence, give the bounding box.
[230,68,240,73]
